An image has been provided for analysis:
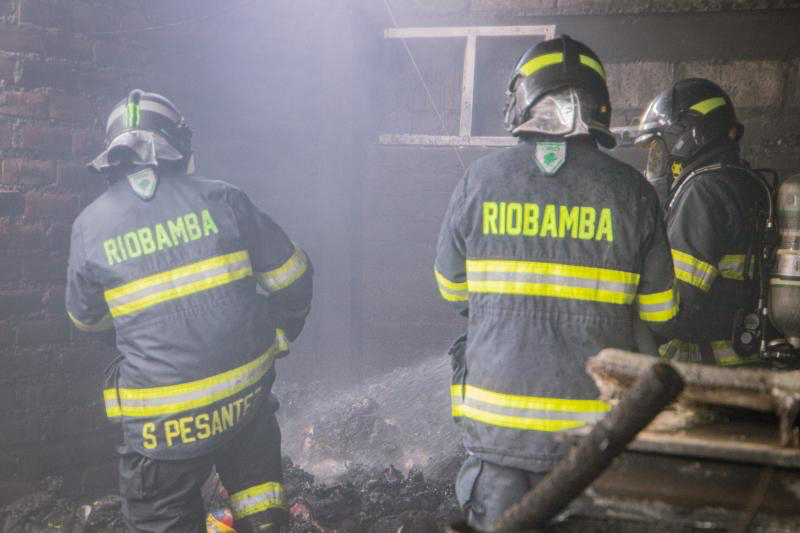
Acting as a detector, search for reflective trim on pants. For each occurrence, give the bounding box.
[230,482,286,520]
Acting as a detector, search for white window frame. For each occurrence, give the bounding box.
[379,25,556,147]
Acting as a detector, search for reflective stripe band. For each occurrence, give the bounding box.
[519,52,563,76]
[104,251,252,317]
[106,99,181,131]
[68,311,113,333]
[578,54,605,79]
[718,254,753,281]
[659,339,760,366]
[519,52,605,80]
[690,97,726,115]
[257,244,308,292]
[435,268,468,302]
[671,249,717,292]
[636,286,679,322]
[103,329,288,418]
[451,385,610,432]
[230,482,286,519]
[466,260,639,305]
[711,340,761,366]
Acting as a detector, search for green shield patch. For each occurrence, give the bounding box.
[127,168,158,201]
[534,141,567,176]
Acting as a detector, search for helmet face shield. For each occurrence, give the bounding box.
[89,130,184,173]
[511,87,615,148]
[645,137,672,204]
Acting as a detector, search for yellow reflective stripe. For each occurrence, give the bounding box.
[435,268,468,302]
[453,404,585,432]
[102,331,288,418]
[453,384,610,414]
[68,311,113,333]
[718,254,753,280]
[468,280,633,304]
[636,286,679,322]
[672,249,717,292]
[109,266,252,317]
[435,269,467,291]
[230,482,286,519]
[105,250,248,302]
[467,260,639,284]
[257,245,308,292]
[711,340,760,366]
[579,54,605,79]
[519,52,563,76]
[690,97,726,115]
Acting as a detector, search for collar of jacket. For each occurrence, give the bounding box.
[673,142,741,184]
[517,133,598,149]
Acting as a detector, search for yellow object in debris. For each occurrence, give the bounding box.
[207,513,237,533]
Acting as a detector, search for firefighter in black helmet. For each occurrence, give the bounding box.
[636,79,764,366]
[434,36,678,531]
[67,89,313,532]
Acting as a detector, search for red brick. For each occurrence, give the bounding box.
[0,256,21,281]
[49,92,94,123]
[0,191,24,216]
[92,40,142,70]
[56,161,92,189]
[76,69,122,96]
[15,317,68,346]
[1,158,55,187]
[43,33,93,62]
[0,56,15,85]
[0,289,42,319]
[43,286,65,314]
[18,124,72,154]
[0,24,45,53]
[71,127,102,156]
[17,60,79,91]
[0,121,11,149]
[22,255,65,282]
[46,223,71,254]
[0,222,45,249]
[71,3,118,34]
[19,0,71,31]
[0,91,49,119]
[24,192,79,219]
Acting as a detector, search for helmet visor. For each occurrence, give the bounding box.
[89,130,184,173]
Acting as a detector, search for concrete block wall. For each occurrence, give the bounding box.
[0,0,170,505]
[355,0,800,372]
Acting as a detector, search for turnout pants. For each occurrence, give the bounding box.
[456,455,547,533]
[118,386,287,533]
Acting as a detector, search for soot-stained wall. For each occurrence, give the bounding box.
[1,0,799,506]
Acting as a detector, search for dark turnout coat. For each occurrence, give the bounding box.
[435,135,678,471]
[66,172,312,459]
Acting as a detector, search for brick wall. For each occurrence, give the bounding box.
[0,0,163,505]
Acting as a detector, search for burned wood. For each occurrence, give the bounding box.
[588,350,800,447]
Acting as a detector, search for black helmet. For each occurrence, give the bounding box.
[504,35,614,148]
[89,89,194,174]
[635,78,743,161]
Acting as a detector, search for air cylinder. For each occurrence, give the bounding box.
[769,174,800,348]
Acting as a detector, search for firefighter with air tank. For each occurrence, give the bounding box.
[66,90,312,532]
[434,36,680,531]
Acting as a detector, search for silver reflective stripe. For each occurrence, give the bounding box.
[460,396,605,423]
[107,257,251,308]
[718,254,752,280]
[258,245,308,292]
[230,482,286,519]
[659,339,702,363]
[467,270,637,295]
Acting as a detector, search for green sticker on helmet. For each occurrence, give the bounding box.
[534,142,567,175]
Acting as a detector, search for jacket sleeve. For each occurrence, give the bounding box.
[666,177,731,329]
[66,222,114,334]
[635,183,680,339]
[434,176,469,316]
[230,188,313,339]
